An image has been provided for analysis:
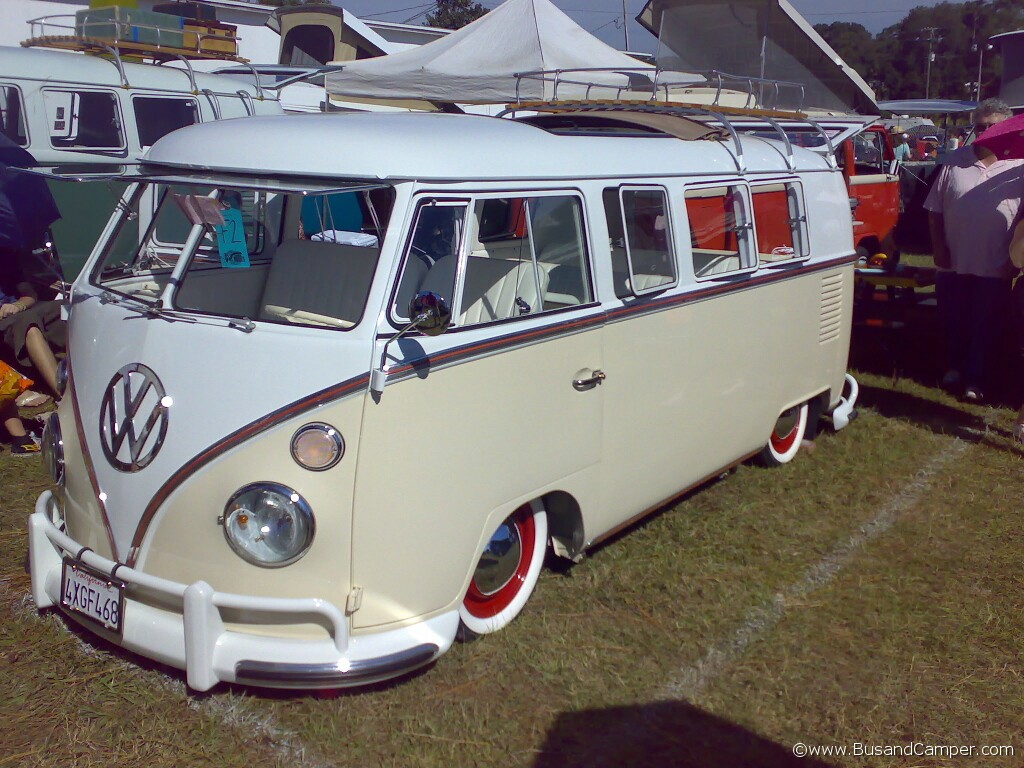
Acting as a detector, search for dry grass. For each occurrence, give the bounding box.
[2,298,1023,766]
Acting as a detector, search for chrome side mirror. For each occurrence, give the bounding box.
[408,291,451,336]
[370,291,451,395]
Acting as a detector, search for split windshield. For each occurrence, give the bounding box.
[94,181,394,330]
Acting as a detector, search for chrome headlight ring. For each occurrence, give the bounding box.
[221,483,315,568]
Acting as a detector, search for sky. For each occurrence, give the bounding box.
[336,0,948,54]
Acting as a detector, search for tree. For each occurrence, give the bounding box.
[814,21,878,87]
[426,0,488,30]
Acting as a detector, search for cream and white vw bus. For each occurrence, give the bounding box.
[29,106,859,691]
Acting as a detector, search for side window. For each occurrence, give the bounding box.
[43,89,125,151]
[133,97,199,148]
[852,131,884,175]
[751,182,808,264]
[392,194,592,326]
[684,184,755,278]
[0,85,28,146]
[603,186,676,297]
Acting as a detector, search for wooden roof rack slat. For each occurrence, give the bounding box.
[22,35,249,64]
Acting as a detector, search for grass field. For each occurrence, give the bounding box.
[1,278,1022,767]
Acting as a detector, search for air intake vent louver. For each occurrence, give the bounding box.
[819,272,843,343]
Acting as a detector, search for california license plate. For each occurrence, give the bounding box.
[60,557,125,635]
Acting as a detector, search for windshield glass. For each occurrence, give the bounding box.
[93,182,395,329]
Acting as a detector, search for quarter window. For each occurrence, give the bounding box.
[43,89,125,151]
[751,182,808,263]
[684,184,755,278]
[0,85,27,146]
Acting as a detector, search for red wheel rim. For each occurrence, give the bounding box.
[770,410,801,455]
[463,507,536,620]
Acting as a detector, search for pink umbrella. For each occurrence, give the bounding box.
[973,112,1024,160]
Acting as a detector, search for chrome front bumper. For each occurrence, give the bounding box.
[29,491,458,691]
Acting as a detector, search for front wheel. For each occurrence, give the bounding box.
[458,500,548,639]
[758,402,808,466]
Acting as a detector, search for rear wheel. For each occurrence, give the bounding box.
[758,403,808,466]
[458,500,547,639]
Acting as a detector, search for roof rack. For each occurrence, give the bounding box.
[500,101,841,174]
[511,67,808,115]
[22,13,248,65]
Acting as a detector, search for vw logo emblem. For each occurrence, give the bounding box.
[99,363,169,472]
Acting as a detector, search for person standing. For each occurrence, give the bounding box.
[946,129,961,153]
[925,99,1024,402]
[894,133,912,162]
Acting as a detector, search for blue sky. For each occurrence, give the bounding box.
[339,0,947,53]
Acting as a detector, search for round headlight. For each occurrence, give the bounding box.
[55,358,69,398]
[221,483,315,567]
[290,423,344,471]
[42,412,64,486]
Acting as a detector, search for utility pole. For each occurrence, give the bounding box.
[970,2,986,101]
[921,27,941,99]
[622,0,630,51]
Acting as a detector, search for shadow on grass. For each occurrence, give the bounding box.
[857,384,988,440]
[859,384,1024,456]
[534,700,835,768]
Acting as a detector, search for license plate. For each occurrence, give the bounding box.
[60,557,125,635]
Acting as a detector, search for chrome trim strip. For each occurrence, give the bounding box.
[234,643,439,688]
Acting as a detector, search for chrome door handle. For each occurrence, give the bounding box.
[573,369,606,391]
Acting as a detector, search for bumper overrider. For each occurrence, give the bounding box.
[29,491,458,691]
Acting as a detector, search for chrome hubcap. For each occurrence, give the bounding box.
[773,407,799,439]
[473,520,522,595]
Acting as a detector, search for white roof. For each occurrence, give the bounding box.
[324,0,679,104]
[0,46,269,98]
[143,111,827,182]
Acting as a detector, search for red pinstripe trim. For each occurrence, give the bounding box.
[388,255,854,378]
[126,373,369,567]
[387,311,605,379]
[604,254,856,322]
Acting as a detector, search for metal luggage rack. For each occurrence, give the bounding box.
[500,99,840,175]
[21,16,266,113]
[511,67,808,115]
[22,14,248,65]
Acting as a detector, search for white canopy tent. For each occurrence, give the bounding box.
[324,0,696,104]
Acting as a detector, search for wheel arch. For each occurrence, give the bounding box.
[542,490,586,563]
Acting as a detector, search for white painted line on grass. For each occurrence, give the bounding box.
[3,583,330,767]
[661,438,970,700]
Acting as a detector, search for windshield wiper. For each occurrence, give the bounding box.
[98,291,255,332]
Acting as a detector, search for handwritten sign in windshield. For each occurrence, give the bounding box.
[215,206,250,269]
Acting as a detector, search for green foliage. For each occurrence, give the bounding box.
[426,0,488,30]
[816,0,1024,101]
